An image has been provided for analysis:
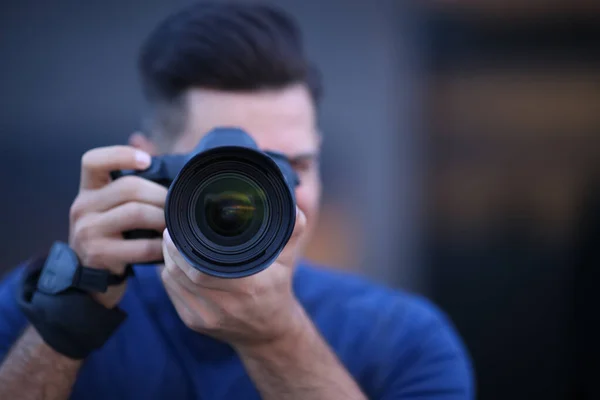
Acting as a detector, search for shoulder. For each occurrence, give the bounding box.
[294,262,475,399]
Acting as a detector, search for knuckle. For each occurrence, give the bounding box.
[159,266,169,282]
[189,271,204,285]
[205,312,224,331]
[81,243,107,268]
[221,299,241,320]
[248,281,267,298]
[164,258,178,276]
[80,149,97,170]
[72,219,96,246]
[140,240,161,260]
[69,196,86,222]
[293,216,306,236]
[119,177,145,201]
[126,202,146,222]
[181,307,200,330]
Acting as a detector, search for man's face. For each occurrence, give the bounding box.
[167,84,322,258]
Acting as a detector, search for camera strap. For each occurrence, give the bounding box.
[37,242,134,294]
[15,242,130,360]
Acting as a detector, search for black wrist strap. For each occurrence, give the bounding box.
[15,244,130,360]
[37,242,134,294]
[57,263,134,293]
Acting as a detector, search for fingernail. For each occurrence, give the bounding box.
[135,150,152,168]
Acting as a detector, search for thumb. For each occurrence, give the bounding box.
[291,207,307,241]
[276,207,306,267]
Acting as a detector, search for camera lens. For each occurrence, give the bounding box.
[165,146,296,278]
[194,174,266,245]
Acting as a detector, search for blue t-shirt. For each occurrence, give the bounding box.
[0,261,474,399]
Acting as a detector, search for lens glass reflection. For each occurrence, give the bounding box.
[194,175,265,242]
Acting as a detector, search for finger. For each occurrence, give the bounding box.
[160,268,214,331]
[161,253,203,296]
[161,273,195,314]
[82,176,168,212]
[80,145,151,190]
[96,202,165,234]
[111,238,164,265]
[290,207,307,241]
[82,238,163,273]
[276,207,306,265]
[162,229,206,287]
[161,276,202,329]
[162,251,206,295]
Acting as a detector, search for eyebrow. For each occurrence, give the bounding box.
[288,152,319,163]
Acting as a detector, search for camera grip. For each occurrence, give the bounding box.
[122,229,163,240]
[109,154,183,187]
[109,154,187,264]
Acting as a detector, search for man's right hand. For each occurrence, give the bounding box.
[68,146,167,308]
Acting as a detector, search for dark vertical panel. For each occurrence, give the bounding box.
[422,9,596,400]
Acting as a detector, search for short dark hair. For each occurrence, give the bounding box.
[138,1,322,143]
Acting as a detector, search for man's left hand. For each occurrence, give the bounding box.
[160,207,307,348]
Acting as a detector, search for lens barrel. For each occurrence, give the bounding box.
[164,129,297,278]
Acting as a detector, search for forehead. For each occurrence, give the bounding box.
[172,84,319,156]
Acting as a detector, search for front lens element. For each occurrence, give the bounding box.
[205,191,254,237]
[194,174,266,244]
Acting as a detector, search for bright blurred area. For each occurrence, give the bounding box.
[1,0,598,399]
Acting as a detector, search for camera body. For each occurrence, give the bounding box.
[110,127,299,278]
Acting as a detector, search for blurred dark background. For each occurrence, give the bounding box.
[1,1,598,399]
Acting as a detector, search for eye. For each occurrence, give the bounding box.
[290,159,313,173]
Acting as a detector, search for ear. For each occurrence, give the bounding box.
[128,131,158,155]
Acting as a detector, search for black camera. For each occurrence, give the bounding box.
[110,127,299,278]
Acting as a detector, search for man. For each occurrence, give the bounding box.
[0,2,474,399]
